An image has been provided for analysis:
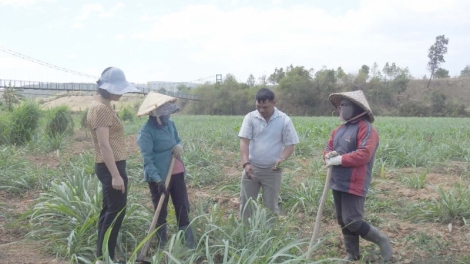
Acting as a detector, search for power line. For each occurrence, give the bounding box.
[0,45,99,79]
[0,45,218,84]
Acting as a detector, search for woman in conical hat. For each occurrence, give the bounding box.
[323,90,393,261]
[136,92,195,249]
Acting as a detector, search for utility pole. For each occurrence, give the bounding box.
[216,74,222,84]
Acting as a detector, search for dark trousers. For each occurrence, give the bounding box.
[95,160,128,260]
[148,173,190,227]
[333,190,370,237]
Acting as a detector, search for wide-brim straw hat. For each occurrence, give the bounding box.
[97,67,140,95]
[136,91,177,117]
[329,90,375,123]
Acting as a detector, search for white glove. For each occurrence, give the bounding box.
[326,155,342,167]
[172,144,184,158]
[325,151,339,159]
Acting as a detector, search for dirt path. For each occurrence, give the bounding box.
[0,191,69,264]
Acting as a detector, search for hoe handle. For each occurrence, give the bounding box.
[138,157,176,262]
[307,167,332,258]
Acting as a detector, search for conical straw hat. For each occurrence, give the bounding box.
[136,92,177,117]
[329,90,374,123]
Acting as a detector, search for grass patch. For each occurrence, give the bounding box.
[400,170,427,189]
[410,182,470,223]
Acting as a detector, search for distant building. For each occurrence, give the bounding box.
[147,81,200,93]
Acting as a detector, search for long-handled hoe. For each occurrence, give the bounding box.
[137,157,176,264]
[307,166,332,259]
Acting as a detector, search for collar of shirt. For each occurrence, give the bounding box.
[253,107,281,123]
[94,94,112,108]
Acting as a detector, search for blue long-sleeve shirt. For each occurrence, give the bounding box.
[137,118,182,183]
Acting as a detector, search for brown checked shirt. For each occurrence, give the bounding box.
[87,95,126,163]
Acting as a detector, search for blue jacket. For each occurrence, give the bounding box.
[137,118,183,183]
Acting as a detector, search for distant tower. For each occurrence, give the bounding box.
[216,74,222,84]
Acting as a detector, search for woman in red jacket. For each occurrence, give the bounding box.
[324,90,393,262]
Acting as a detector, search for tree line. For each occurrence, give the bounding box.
[180,61,469,117]
[180,35,469,117]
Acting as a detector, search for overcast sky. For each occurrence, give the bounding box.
[0,0,469,84]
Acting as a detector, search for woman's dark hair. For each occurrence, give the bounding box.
[96,67,114,99]
[350,101,371,121]
[352,102,364,116]
[256,88,275,103]
[97,88,111,99]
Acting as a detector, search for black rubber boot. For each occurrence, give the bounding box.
[343,235,360,261]
[156,224,167,249]
[178,225,196,249]
[362,225,392,261]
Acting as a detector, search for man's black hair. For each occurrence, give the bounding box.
[256,88,275,102]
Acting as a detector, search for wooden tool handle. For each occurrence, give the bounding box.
[307,167,332,258]
[138,157,176,261]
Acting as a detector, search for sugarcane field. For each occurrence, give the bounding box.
[1,92,470,264]
[2,2,470,263]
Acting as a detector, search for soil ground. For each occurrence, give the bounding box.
[1,96,470,263]
[0,190,69,264]
[3,130,470,263]
[42,93,145,112]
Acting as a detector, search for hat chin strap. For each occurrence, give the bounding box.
[156,116,162,125]
[342,111,368,122]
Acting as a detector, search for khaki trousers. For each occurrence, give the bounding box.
[239,164,282,220]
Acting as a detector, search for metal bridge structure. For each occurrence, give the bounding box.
[0,45,220,101]
[0,79,200,100]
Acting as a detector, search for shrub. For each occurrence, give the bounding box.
[0,146,35,193]
[80,108,88,129]
[0,111,11,144]
[9,100,42,145]
[119,106,134,122]
[45,105,74,137]
[133,100,141,111]
[399,100,430,117]
[41,134,67,152]
[35,98,45,104]
[431,91,447,116]
[2,85,24,111]
[445,102,468,117]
